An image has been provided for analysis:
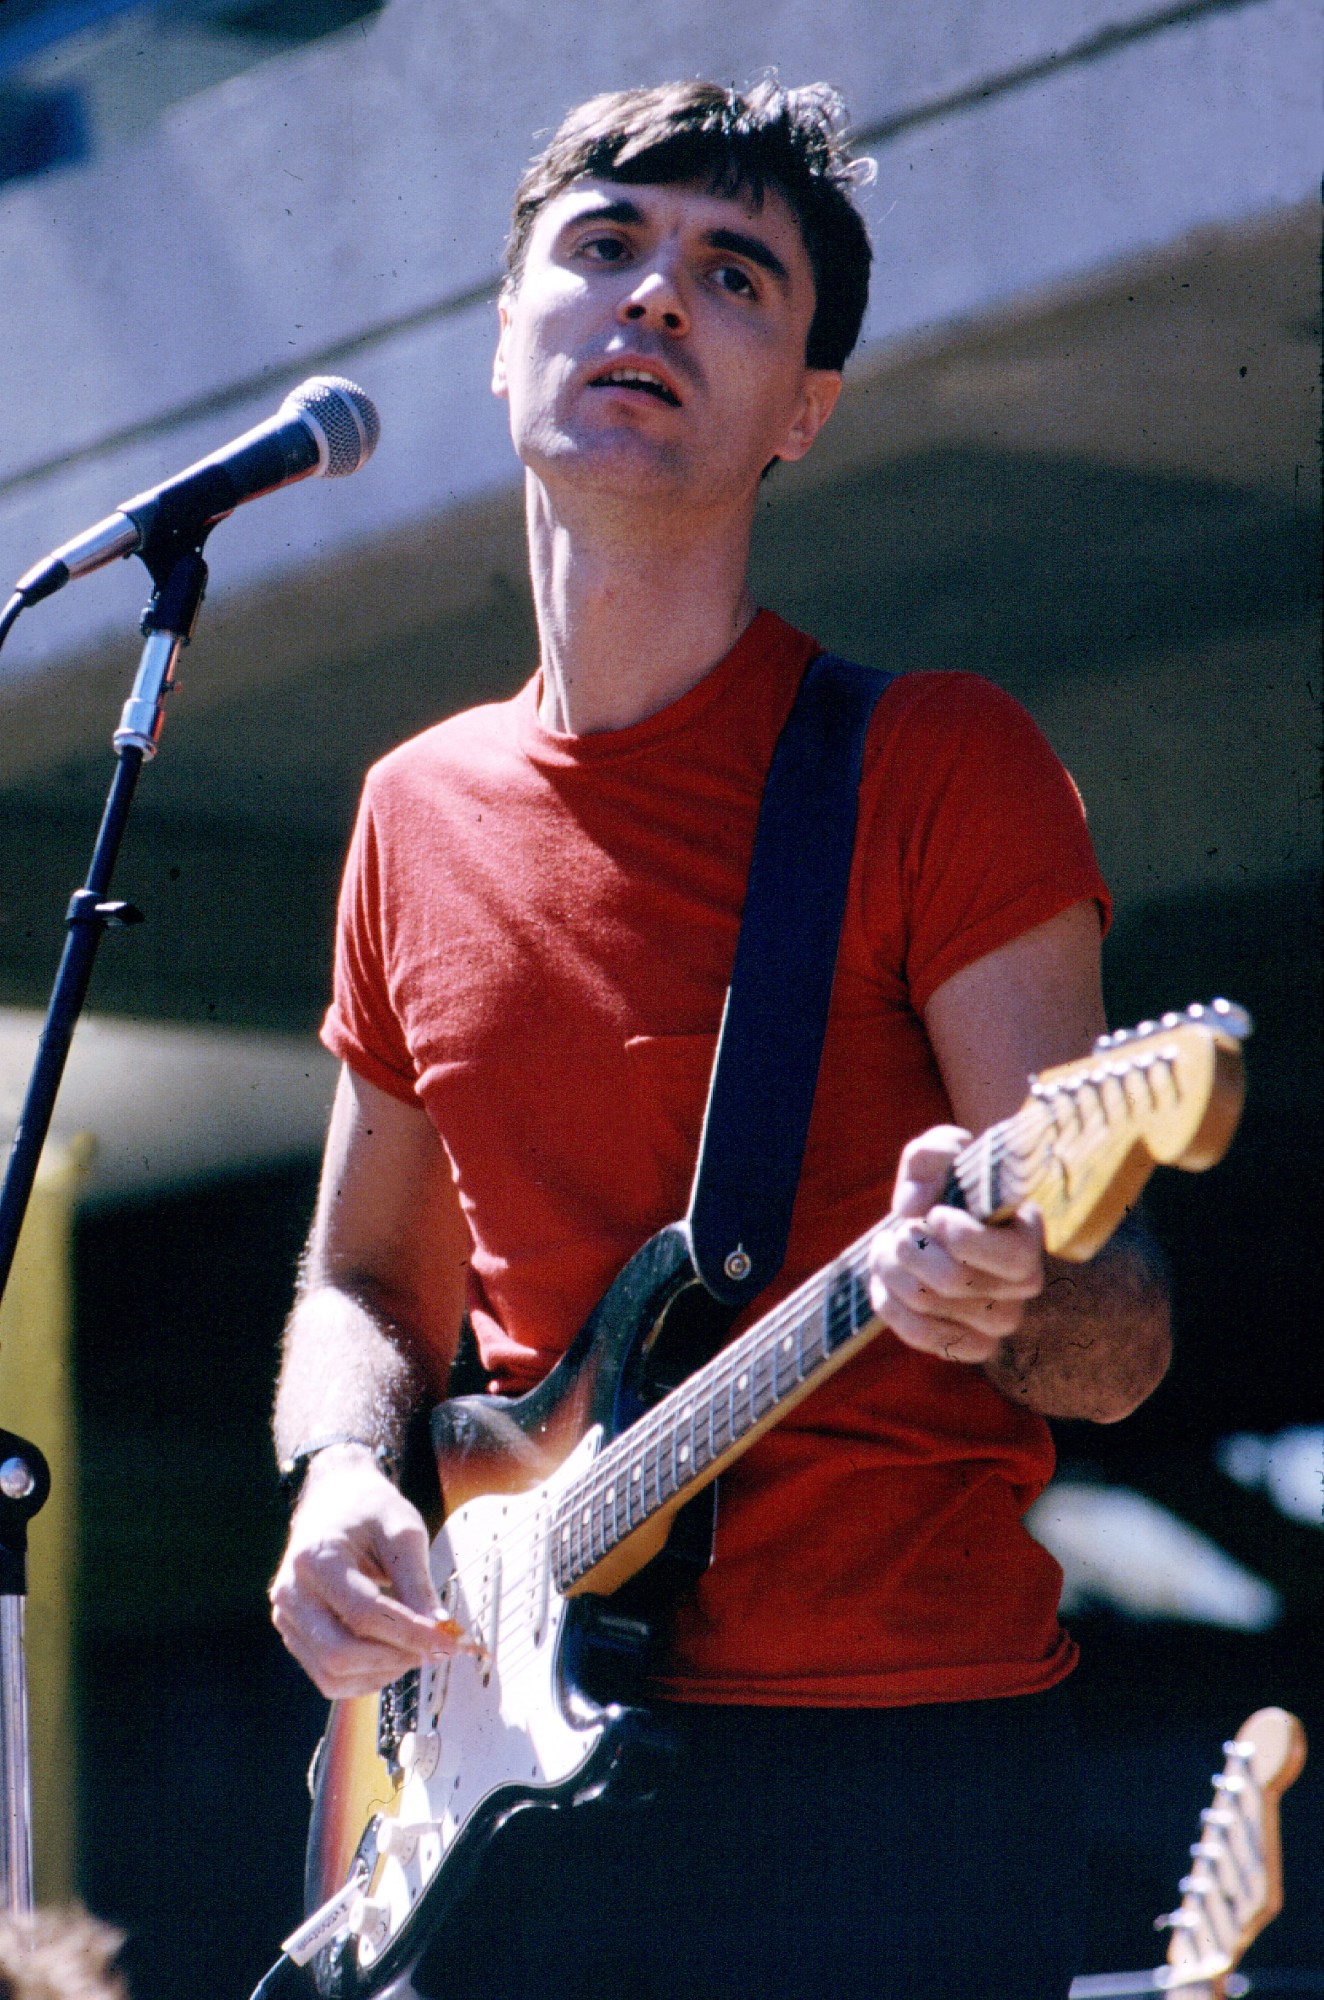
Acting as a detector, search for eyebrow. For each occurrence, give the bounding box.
[561,198,792,288]
[705,226,790,286]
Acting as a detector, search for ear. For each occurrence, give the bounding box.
[774,368,843,464]
[492,288,514,400]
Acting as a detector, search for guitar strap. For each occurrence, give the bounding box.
[685,651,894,1307]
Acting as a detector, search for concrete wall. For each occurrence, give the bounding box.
[0,0,1317,691]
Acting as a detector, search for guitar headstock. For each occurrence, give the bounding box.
[1009,1000,1250,1260]
[1158,1705,1306,1996]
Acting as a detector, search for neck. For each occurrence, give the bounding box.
[525,476,758,736]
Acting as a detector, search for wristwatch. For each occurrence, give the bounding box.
[278,1434,401,1511]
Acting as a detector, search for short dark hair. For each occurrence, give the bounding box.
[506,79,873,371]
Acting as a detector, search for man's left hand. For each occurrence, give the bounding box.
[868,1125,1043,1364]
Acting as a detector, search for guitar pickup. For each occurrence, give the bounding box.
[476,1544,501,1683]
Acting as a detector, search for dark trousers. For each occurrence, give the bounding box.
[412,1684,1086,2000]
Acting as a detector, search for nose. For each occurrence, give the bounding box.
[618,260,690,336]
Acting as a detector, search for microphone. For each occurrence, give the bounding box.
[15,376,380,605]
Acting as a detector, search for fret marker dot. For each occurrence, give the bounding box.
[781,1336,792,1352]
[737,1374,748,1391]
[632,1467,642,1481]
[581,1507,591,1525]
[679,1444,690,1461]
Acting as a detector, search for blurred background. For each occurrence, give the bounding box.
[0,2,1319,1995]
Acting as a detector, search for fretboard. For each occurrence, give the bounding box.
[545,1002,1248,1591]
[548,1117,1023,1594]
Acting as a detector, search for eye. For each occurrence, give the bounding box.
[578,232,630,264]
[712,262,757,299]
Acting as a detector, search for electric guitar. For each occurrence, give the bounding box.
[287,1000,1250,1998]
[1069,1705,1306,1999]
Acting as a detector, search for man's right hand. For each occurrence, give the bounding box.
[269,1443,457,1699]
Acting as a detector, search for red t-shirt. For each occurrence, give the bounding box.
[323,611,1110,1706]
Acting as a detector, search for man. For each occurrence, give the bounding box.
[270,80,1171,1997]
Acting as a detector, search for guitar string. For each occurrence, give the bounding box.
[424,1068,1158,1670]
[554,1060,1166,1549]
[415,1057,1174,1686]
[428,1074,1151,1676]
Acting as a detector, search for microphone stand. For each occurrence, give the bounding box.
[0,532,209,1914]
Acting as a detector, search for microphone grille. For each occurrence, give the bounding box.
[286,376,381,476]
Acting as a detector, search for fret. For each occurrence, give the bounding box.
[735,1359,752,1438]
[749,1343,769,1423]
[717,1356,736,1454]
[679,1404,696,1479]
[645,1420,661,1517]
[849,1254,869,1334]
[569,1491,583,1579]
[825,1264,854,1353]
[773,1323,794,1399]
[799,1283,824,1374]
[591,1477,605,1567]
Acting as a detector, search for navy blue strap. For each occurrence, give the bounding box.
[686,652,893,1306]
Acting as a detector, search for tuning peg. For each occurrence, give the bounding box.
[1208,998,1253,1039]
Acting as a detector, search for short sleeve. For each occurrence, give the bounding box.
[320,772,421,1103]
[857,673,1111,1014]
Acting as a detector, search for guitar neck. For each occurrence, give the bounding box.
[551,1115,1024,1594]
[551,1216,885,1595]
[551,1001,1249,1595]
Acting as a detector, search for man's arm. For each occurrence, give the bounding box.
[269,1064,471,1697]
[869,900,1172,1422]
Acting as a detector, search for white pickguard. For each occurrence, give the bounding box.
[354,1427,605,1971]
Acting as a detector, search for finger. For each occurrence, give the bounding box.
[299,1550,451,1655]
[880,1294,1003,1364]
[370,1512,445,1622]
[886,1270,1026,1339]
[270,1594,430,1700]
[891,1126,971,1216]
[891,1218,1039,1302]
[922,1208,1044,1287]
[869,1236,1026,1345]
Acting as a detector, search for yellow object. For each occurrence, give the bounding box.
[0,1134,94,1901]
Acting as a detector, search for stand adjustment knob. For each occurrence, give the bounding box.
[0,1460,35,1503]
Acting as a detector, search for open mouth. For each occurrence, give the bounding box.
[589,366,681,407]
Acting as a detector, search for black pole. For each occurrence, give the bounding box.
[0,543,207,1301]
[0,749,143,1297]
[0,539,207,1913]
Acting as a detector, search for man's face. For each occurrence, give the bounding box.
[492,176,841,515]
